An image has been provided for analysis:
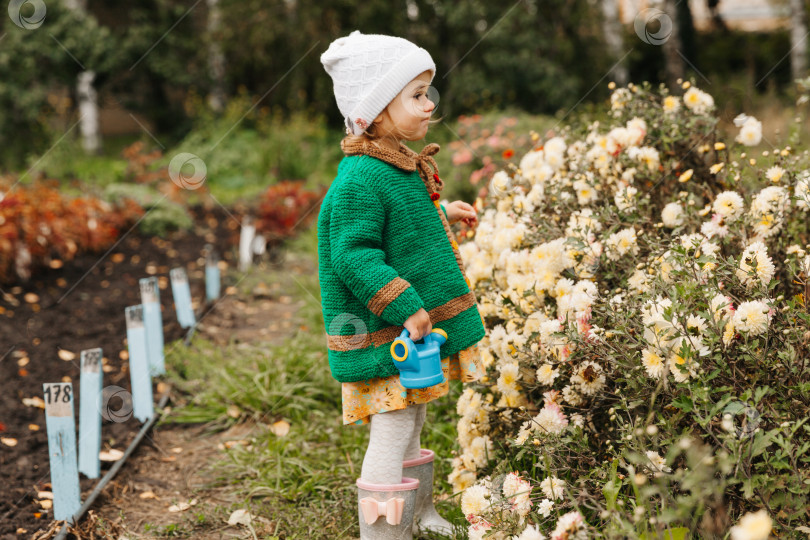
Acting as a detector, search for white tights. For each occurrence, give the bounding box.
[360,403,427,484]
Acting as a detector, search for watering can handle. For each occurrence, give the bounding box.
[399,328,447,343]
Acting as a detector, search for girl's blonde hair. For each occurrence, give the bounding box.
[342,109,444,149]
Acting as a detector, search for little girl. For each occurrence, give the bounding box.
[319,31,487,539]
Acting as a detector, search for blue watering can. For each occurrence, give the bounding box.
[390,328,448,389]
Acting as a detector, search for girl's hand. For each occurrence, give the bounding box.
[445,200,478,227]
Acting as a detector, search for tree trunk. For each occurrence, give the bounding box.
[790,0,808,82]
[206,0,226,112]
[601,0,628,86]
[661,0,685,89]
[64,0,101,154]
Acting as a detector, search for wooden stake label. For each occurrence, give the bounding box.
[43,382,81,521]
[78,348,103,479]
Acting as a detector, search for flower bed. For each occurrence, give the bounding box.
[0,179,143,283]
[453,81,810,539]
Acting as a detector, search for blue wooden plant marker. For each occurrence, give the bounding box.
[204,244,220,302]
[170,267,196,328]
[78,348,103,479]
[125,305,154,422]
[139,277,165,376]
[43,382,81,522]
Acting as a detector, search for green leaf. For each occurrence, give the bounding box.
[672,395,693,412]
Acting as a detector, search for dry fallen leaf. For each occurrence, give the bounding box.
[226,404,241,419]
[58,349,76,361]
[24,293,39,304]
[17,357,29,367]
[37,499,52,510]
[1,437,18,447]
[22,396,46,409]
[170,447,183,454]
[139,491,158,500]
[99,449,124,462]
[37,491,53,500]
[167,499,198,513]
[227,509,253,526]
[28,424,40,431]
[270,420,290,437]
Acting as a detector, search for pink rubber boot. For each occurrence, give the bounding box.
[402,449,454,536]
[357,477,420,540]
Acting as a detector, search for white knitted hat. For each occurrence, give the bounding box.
[321,30,436,135]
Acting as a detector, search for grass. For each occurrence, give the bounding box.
[157,224,471,539]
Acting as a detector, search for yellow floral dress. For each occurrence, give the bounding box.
[342,343,483,425]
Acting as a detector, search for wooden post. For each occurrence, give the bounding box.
[205,244,221,302]
[125,305,154,422]
[140,277,165,375]
[170,268,196,328]
[78,349,102,479]
[43,382,81,522]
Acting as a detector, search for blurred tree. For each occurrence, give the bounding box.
[0,1,118,168]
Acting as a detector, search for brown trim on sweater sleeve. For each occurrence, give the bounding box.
[326,291,477,352]
[367,276,412,317]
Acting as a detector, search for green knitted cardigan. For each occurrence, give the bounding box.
[317,138,486,383]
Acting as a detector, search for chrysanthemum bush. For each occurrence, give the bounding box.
[451,80,810,539]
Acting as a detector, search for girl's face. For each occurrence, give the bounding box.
[373,70,436,142]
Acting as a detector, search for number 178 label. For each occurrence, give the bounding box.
[43,382,73,417]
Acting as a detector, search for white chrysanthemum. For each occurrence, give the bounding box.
[497,362,521,397]
[626,117,647,144]
[734,114,763,146]
[573,179,599,206]
[669,349,697,382]
[534,402,569,435]
[468,522,492,540]
[713,191,745,219]
[628,146,660,171]
[550,510,587,540]
[733,300,771,335]
[765,165,786,184]
[517,525,546,540]
[614,186,638,212]
[536,363,560,386]
[750,186,789,238]
[460,484,490,517]
[605,227,639,261]
[540,476,566,500]
[710,293,734,321]
[645,450,671,473]
[503,472,532,516]
[570,361,605,395]
[662,95,680,114]
[795,173,810,210]
[562,385,583,406]
[545,136,567,156]
[661,202,685,227]
[736,242,775,288]
[641,348,666,378]
[448,463,476,494]
[683,87,715,114]
[729,509,772,540]
[537,498,555,518]
[685,314,708,336]
[610,87,632,110]
[628,269,649,293]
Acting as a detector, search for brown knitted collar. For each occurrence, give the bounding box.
[340,138,444,194]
